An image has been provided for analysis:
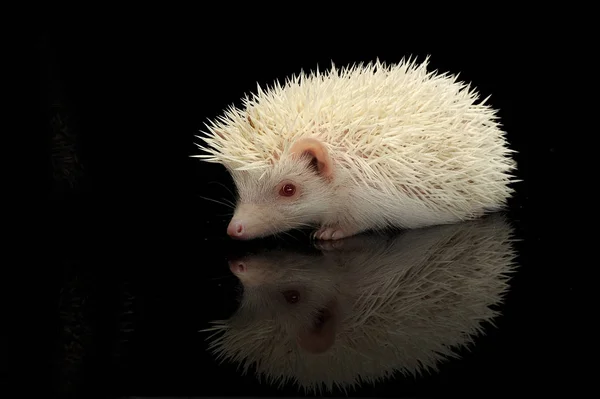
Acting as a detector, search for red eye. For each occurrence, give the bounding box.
[282,290,300,304]
[280,183,296,197]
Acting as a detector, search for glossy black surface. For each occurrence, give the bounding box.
[41,23,573,398]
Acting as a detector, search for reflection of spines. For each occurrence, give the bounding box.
[120,289,136,338]
[111,283,136,364]
[49,100,85,197]
[55,272,92,396]
[203,215,517,394]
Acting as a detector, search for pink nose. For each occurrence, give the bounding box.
[228,260,246,273]
[227,220,245,238]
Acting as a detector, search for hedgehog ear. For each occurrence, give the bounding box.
[289,138,333,179]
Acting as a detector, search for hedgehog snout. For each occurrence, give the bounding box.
[227,219,246,239]
[228,259,246,273]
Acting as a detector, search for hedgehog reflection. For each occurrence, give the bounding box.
[203,214,517,394]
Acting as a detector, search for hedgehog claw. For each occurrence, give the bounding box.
[314,240,345,251]
[313,227,347,241]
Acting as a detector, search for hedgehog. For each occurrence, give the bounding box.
[201,215,518,394]
[193,56,517,240]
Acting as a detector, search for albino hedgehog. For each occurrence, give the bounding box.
[193,56,517,240]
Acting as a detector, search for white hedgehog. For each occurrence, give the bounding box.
[201,215,517,394]
[193,57,517,240]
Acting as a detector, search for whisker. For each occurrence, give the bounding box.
[281,219,318,229]
[222,197,237,208]
[216,212,234,217]
[197,195,235,210]
[207,181,236,198]
[282,230,300,242]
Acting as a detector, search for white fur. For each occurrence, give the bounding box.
[201,215,517,394]
[193,57,517,237]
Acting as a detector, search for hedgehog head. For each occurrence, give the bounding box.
[226,138,337,240]
[226,248,342,354]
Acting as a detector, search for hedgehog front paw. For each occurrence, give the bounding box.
[312,227,351,241]
[314,239,345,251]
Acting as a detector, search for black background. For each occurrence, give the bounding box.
[39,13,575,399]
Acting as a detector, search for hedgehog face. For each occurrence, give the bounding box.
[227,250,341,354]
[226,138,336,240]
